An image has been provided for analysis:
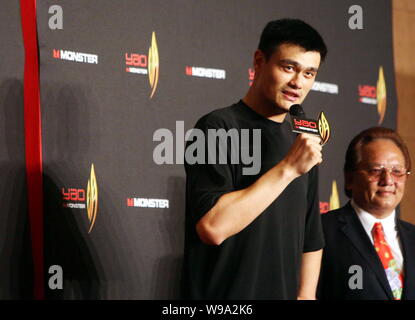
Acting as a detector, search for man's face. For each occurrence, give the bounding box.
[346,139,408,218]
[254,43,321,112]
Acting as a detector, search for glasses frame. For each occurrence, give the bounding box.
[358,165,411,182]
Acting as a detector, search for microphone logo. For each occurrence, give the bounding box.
[318,111,331,145]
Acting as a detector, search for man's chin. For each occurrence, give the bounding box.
[274,101,294,113]
[371,199,398,213]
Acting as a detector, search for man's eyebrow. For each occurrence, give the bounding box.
[279,59,319,72]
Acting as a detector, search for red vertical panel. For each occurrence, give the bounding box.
[20,0,44,300]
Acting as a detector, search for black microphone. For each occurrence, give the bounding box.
[289,104,305,117]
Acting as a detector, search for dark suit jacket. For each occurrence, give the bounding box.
[318,202,415,300]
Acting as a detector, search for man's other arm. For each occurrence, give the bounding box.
[297,249,323,300]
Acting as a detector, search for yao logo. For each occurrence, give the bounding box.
[125,31,159,98]
[358,66,387,124]
[62,164,98,233]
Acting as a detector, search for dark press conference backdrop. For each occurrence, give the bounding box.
[2,0,397,298]
[0,1,33,299]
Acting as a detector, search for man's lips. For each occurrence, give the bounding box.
[376,190,395,197]
[282,90,300,101]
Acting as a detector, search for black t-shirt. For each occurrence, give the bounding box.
[182,100,324,300]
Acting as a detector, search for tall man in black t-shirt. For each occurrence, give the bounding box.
[182,19,328,299]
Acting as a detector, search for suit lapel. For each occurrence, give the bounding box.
[339,203,394,299]
[397,220,415,299]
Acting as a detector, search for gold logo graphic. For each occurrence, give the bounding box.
[86,164,98,233]
[377,66,387,124]
[148,31,159,99]
[329,180,340,211]
[318,111,331,145]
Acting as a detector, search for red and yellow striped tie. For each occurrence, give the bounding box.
[372,222,403,300]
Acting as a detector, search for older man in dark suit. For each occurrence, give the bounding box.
[318,127,415,300]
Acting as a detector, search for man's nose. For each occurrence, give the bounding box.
[379,169,394,186]
[288,73,303,89]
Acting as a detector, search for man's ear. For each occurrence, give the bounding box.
[253,49,265,72]
[345,171,353,195]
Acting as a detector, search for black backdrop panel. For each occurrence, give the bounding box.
[37,0,396,298]
[0,1,32,299]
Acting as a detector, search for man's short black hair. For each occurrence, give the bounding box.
[258,18,327,62]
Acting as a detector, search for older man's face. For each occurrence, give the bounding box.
[346,139,408,218]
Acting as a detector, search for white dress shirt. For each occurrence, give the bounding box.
[351,199,404,272]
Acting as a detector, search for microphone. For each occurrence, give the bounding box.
[289,104,331,145]
[289,104,306,117]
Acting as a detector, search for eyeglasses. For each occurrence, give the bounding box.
[359,165,411,182]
